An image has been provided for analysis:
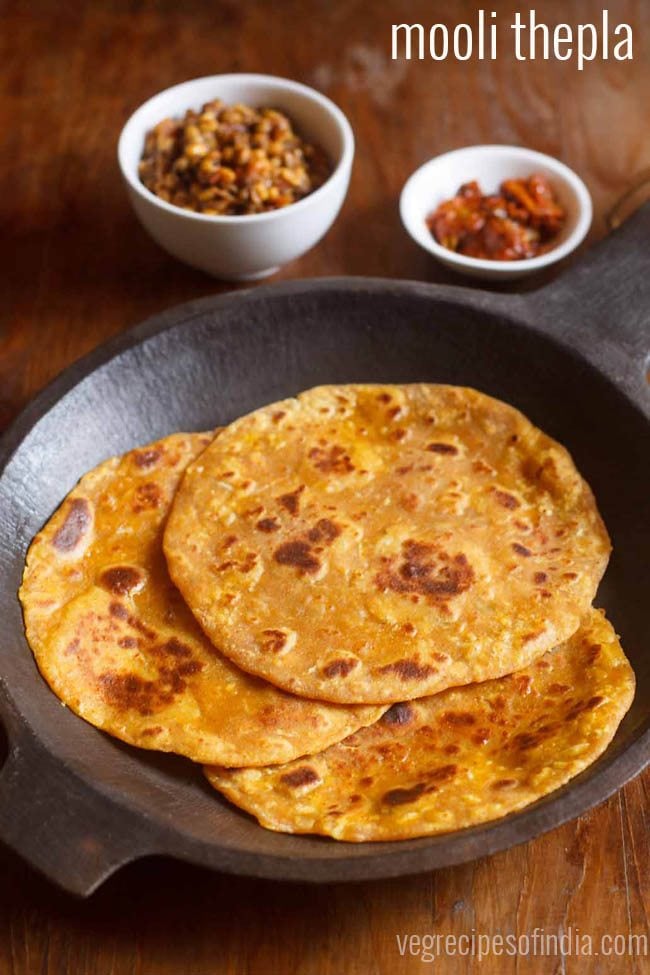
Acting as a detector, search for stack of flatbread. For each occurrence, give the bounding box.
[20,385,634,841]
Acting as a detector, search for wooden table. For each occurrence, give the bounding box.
[1,1,648,972]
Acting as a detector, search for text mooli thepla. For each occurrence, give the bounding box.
[391,9,633,71]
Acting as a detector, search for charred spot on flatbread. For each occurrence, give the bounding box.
[374,541,474,605]
[99,566,145,596]
[52,498,92,553]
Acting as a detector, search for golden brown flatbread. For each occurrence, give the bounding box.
[165,384,610,703]
[207,609,634,840]
[19,433,384,766]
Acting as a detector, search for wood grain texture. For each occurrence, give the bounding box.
[0,0,648,972]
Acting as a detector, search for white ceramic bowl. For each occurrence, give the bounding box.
[118,74,354,280]
[400,145,592,281]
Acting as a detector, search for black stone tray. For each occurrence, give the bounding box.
[0,205,648,895]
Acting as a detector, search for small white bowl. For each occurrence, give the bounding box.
[400,145,592,281]
[118,74,354,280]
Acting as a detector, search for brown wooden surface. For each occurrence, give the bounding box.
[1,1,648,972]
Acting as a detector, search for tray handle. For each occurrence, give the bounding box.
[0,720,157,896]
[529,200,650,378]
